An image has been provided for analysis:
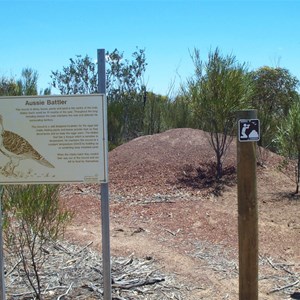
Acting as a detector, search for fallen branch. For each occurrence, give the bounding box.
[266,257,278,270]
[75,241,93,255]
[11,291,34,297]
[5,259,22,277]
[165,229,180,236]
[113,277,165,289]
[268,280,300,294]
[57,282,74,300]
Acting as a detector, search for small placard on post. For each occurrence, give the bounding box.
[238,119,260,142]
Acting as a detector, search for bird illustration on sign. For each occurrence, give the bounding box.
[0,114,54,177]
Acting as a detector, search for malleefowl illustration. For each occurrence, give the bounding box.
[0,114,54,176]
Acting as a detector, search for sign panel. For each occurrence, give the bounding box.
[0,94,108,184]
[238,119,260,142]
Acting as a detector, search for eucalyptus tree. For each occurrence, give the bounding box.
[1,68,39,97]
[0,76,20,96]
[143,92,169,135]
[249,66,299,150]
[1,69,49,96]
[51,48,147,147]
[188,48,251,179]
[106,48,147,142]
[276,97,300,194]
[51,54,97,95]
[18,68,39,95]
[164,93,193,129]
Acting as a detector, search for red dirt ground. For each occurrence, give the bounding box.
[61,128,300,299]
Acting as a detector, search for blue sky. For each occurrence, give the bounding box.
[1,0,300,96]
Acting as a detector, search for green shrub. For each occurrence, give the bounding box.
[2,184,72,299]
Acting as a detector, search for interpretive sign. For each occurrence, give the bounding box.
[0,94,108,184]
[238,119,260,142]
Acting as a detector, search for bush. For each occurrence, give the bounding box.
[2,184,72,299]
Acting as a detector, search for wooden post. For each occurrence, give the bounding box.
[237,110,258,300]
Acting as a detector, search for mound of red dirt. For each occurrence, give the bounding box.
[109,128,283,196]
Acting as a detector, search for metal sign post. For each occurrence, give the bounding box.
[0,52,109,300]
[0,186,6,300]
[98,48,112,300]
[237,110,259,300]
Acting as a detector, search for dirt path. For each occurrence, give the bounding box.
[63,183,299,299]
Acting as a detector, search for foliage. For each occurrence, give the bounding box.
[143,92,169,135]
[275,97,300,194]
[249,66,299,149]
[106,48,146,97]
[0,68,47,96]
[164,94,193,129]
[187,48,251,179]
[2,185,72,299]
[42,86,51,95]
[50,48,148,147]
[106,48,147,142]
[0,77,20,96]
[51,55,98,95]
[17,68,38,95]
[107,101,124,149]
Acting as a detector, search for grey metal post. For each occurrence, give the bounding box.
[0,186,6,300]
[97,49,112,300]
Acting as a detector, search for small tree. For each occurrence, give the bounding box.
[1,69,50,96]
[18,68,39,95]
[106,48,147,141]
[2,184,72,299]
[188,48,251,179]
[51,48,148,147]
[0,77,20,96]
[249,66,299,150]
[51,55,97,95]
[165,94,193,129]
[143,92,169,135]
[276,98,300,194]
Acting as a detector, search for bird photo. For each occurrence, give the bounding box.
[0,114,54,177]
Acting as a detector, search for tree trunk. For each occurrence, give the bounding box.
[296,151,300,194]
[216,153,222,180]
